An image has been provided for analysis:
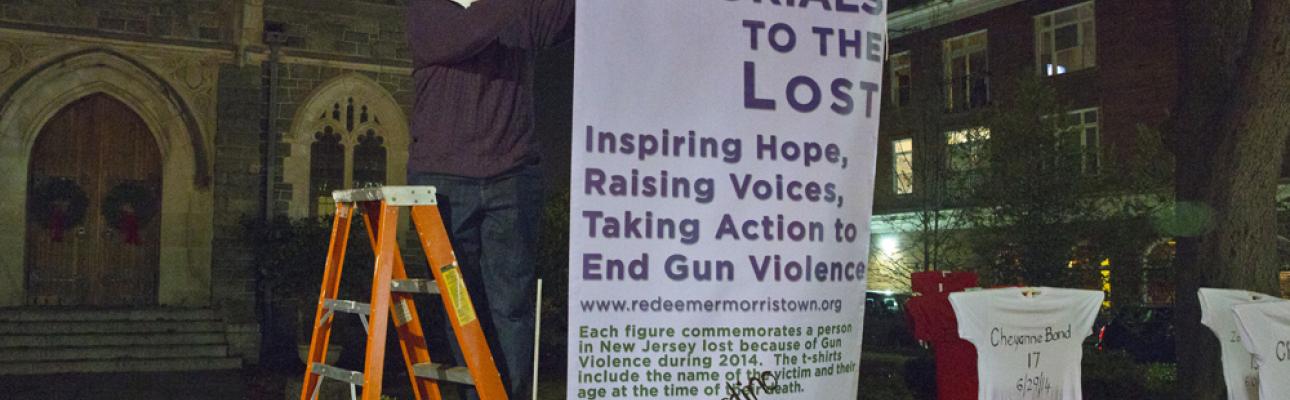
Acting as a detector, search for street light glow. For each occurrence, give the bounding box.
[880,236,900,254]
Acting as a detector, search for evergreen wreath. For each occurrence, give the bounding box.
[28,177,88,228]
[102,181,158,229]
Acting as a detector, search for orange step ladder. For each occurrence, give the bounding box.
[300,186,508,400]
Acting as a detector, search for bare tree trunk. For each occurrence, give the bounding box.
[1171,1,1290,398]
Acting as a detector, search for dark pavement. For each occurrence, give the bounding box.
[0,370,251,400]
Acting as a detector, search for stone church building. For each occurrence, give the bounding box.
[0,0,419,373]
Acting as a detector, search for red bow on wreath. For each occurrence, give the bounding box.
[49,205,67,242]
[118,209,141,246]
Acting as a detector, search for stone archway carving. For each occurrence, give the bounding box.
[0,49,213,307]
[283,73,410,218]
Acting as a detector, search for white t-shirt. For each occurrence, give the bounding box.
[1198,288,1283,400]
[1233,301,1290,400]
[950,287,1103,400]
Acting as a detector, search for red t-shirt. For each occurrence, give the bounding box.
[907,271,979,400]
[911,271,978,296]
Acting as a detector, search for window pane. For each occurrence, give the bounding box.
[968,49,989,106]
[945,31,988,111]
[1055,25,1078,50]
[893,53,911,68]
[353,130,387,188]
[310,128,345,216]
[969,50,987,72]
[946,128,989,172]
[894,138,913,153]
[891,53,911,107]
[894,139,914,194]
[898,77,911,106]
[1055,8,1076,25]
[1062,129,1081,155]
[1056,49,1078,71]
[1085,127,1100,173]
[951,57,968,109]
[1082,21,1097,67]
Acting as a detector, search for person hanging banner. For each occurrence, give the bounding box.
[567,1,886,399]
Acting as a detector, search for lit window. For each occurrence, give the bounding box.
[890,52,912,108]
[946,127,990,173]
[893,138,914,195]
[1063,108,1100,174]
[1036,2,1096,76]
[943,30,989,112]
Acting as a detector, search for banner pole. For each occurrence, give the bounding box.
[532,278,543,400]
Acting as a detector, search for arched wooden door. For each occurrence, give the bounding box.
[25,94,162,306]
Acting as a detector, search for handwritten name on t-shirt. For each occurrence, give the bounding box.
[990,325,1073,350]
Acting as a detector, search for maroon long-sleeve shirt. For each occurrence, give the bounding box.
[406,0,574,178]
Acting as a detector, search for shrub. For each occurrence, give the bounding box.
[1082,350,1146,399]
[1143,363,1177,400]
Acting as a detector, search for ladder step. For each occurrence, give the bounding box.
[391,279,440,295]
[412,362,475,385]
[322,299,371,315]
[311,362,364,386]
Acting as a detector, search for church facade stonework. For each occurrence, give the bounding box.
[0,0,415,365]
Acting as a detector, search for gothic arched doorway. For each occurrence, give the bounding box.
[25,94,162,306]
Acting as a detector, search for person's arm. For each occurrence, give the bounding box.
[407,0,527,67]
[526,0,574,49]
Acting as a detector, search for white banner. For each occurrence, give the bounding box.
[568,1,886,399]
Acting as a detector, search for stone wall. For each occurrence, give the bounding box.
[210,67,264,361]
[0,0,234,44]
[212,64,265,320]
[265,0,410,63]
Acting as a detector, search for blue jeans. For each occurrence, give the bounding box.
[409,166,542,399]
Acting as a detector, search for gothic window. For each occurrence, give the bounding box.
[308,97,387,216]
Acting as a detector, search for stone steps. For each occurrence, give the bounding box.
[0,344,230,362]
[0,308,215,322]
[0,332,226,348]
[0,320,224,335]
[0,308,241,375]
[0,357,243,375]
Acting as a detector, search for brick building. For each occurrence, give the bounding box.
[866,0,1184,295]
[0,0,417,374]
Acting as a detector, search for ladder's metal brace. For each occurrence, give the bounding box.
[391,279,440,295]
[318,299,372,333]
[312,363,364,386]
[413,362,476,385]
[323,299,371,315]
